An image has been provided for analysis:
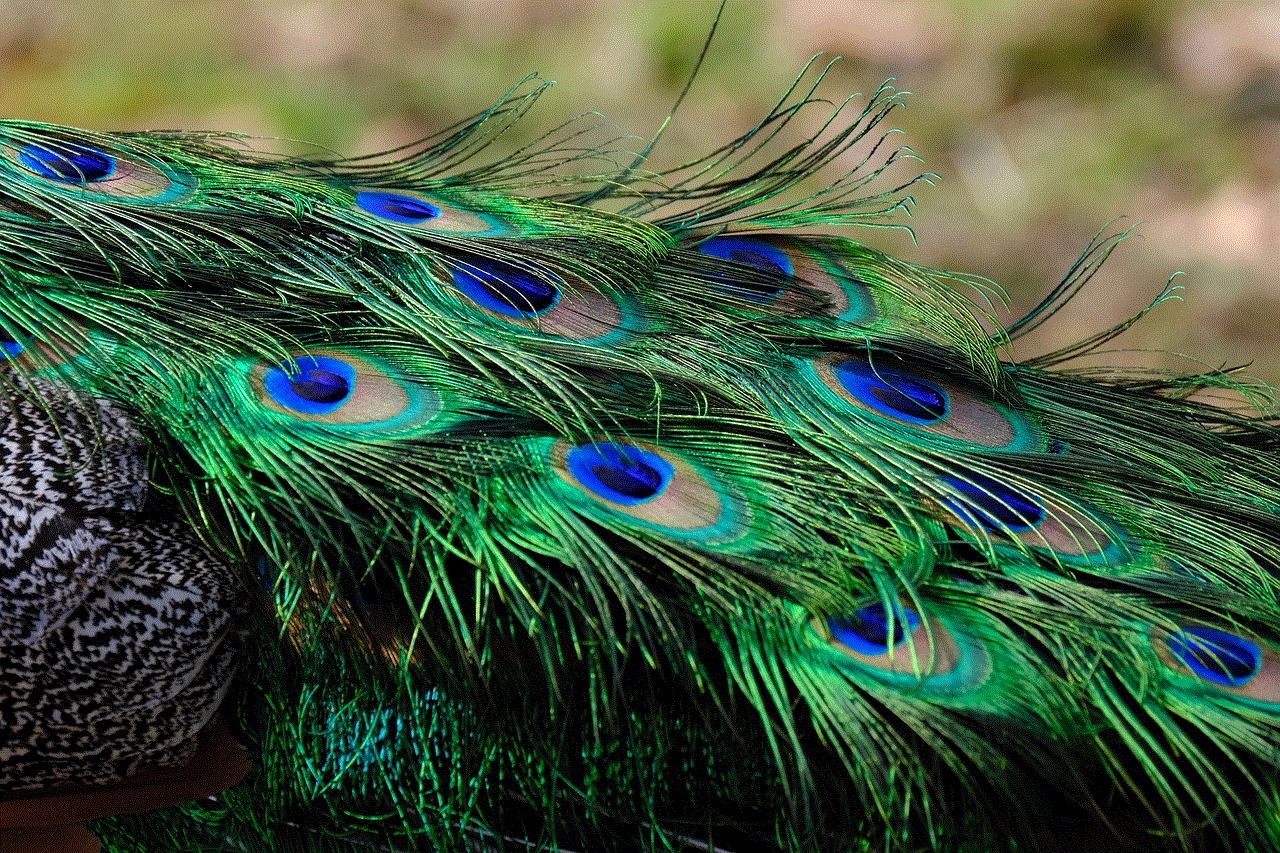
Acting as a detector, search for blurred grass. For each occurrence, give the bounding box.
[1,0,1277,382]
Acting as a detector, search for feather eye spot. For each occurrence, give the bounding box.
[263,356,355,415]
[448,258,635,342]
[1164,627,1260,688]
[565,442,673,506]
[549,438,752,544]
[291,368,351,404]
[745,235,877,322]
[591,460,663,500]
[727,249,786,275]
[2,132,194,203]
[247,348,444,430]
[354,190,441,223]
[807,354,1042,449]
[696,236,791,301]
[834,359,948,423]
[818,604,980,688]
[349,186,508,235]
[943,471,1045,533]
[0,316,34,359]
[18,141,115,184]
[452,259,560,317]
[941,488,1121,563]
[827,603,921,656]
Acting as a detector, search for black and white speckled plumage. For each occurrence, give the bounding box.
[0,378,248,792]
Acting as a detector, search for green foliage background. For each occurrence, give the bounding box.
[2,0,1277,381]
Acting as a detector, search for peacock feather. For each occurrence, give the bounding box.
[2,44,1280,853]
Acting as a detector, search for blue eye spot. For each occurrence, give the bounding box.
[696,236,792,301]
[828,603,921,655]
[355,190,441,223]
[262,355,355,415]
[1165,626,1261,688]
[290,368,348,403]
[565,442,675,506]
[943,470,1045,532]
[452,259,560,317]
[0,316,34,359]
[833,360,948,423]
[255,555,279,587]
[19,142,115,184]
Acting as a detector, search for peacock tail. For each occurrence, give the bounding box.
[2,57,1280,853]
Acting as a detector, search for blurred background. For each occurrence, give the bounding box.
[1,0,1277,382]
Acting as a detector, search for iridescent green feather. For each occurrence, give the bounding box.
[1,60,1279,853]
